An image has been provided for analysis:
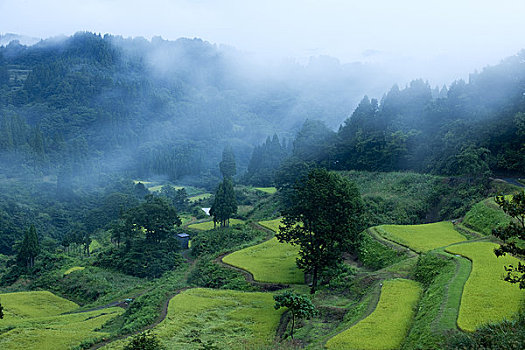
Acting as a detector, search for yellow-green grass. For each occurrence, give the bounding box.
[0,308,123,350]
[188,218,244,230]
[445,241,525,331]
[188,193,212,202]
[0,291,123,350]
[89,239,102,252]
[223,237,303,284]
[101,288,284,350]
[63,266,85,276]
[254,187,277,194]
[132,180,153,185]
[462,198,511,235]
[0,291,78,318]
[258,217,283,233]
[376,221,467,252]
[326,279,422,350]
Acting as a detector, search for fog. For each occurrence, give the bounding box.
[2,0,525,85]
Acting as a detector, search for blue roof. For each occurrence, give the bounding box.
[177,233,190,238]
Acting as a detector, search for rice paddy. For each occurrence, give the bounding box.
[376,221,467,252]
[187,218,244,230]
[445,241,525,331]
[325,279,422,350]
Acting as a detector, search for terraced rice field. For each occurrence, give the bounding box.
[187,218,244,230]
[254,187,277,194]
[222,237,303,284]
[188,193,212,202]
[258,218,283,233]
[376,221,467,252]
[63,266,85,275]
[445,241,525,331]
[0,291,123,350]
[101,288,283,350]
[325,279,422,350]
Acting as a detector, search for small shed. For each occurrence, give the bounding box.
[176,233,190,249]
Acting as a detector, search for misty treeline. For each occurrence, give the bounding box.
[0,31,391,186]
[243,51,525,186]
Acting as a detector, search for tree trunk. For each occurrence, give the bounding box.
[310,266,318,294]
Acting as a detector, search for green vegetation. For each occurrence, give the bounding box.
[358,230,408,270]
[462,198,511,235]
[274,291,316,339]
[325,279,422,350]
[223,237,303,284]
[188,193,212,202]
[255,187,277,194]
[188,218,244,230]
[376,221,467,252]
[0,291,123,350]
[63,266,85,275]
[258,217,283,233]
[445,241,525,331]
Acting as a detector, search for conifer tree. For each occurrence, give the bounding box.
[17,225,40,269]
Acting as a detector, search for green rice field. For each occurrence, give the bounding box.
[223,237,303,284]
[376,221,467,252]
[445,241,525,331]
[63,266,85,275]
[258,218,283,233]
[254,187,277,194]
[188,218,244,230]
[325,279,422,350]
[0,291,123,350]
[188,193,212,202]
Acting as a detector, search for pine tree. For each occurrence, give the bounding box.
[17,225,40,269]
[219,146,236,179]
[210,178,237,228]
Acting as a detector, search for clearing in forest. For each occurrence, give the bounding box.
[188,218,244,230]
[445,241,525,331]
[254,187,277,194]
[376,221,467,252]
[0,291,123,350]
[325,279,422,350]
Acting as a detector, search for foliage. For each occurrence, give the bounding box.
[277,168,364,293]
[16,224,40,269]
[444,311,525,350]
[445,241,525,331]
[254,187,277,194]
[357,232,407,270]
[376,221,467,253]
[325,279,422,350]
[244,134,289,186]
[258,218,282,233]
[189,225,263,257]
[463,198,511,234]
[187,259,253,291]
[219,146,236,179]
[123,331,165,350]
[493,191,525,288]
[63,266,85,275]
[222,237,304,284]
[274,291,316,339]
[209,178,237,228]
[413,253,449,287]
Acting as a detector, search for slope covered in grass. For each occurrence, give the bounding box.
[376,221,467,252]
[258,217,283,233]
[462,198,511,235]
[222,237,303,284]
[325,279,422,350]
[0,291,123,350]
[445,241,525,331]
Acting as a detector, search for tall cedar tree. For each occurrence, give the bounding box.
[17,225,40,269]
[219,146,236,179]
[493,190,525,289]
[210,178,237,228]
[277,169,364,293]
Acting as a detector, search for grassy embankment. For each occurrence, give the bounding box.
[188,218,244,230]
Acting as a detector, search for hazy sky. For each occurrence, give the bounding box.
[1,0,524,84]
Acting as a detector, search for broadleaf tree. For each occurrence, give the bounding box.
[277,168,364,293]
[493,190,525,289]
[274,291,316,339]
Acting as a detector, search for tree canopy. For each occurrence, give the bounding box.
[277,168,364,293]
[210,178,237,228]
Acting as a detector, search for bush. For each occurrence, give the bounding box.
[124,330,165,350]
[190,225,264,257]
[414,253,448,287]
